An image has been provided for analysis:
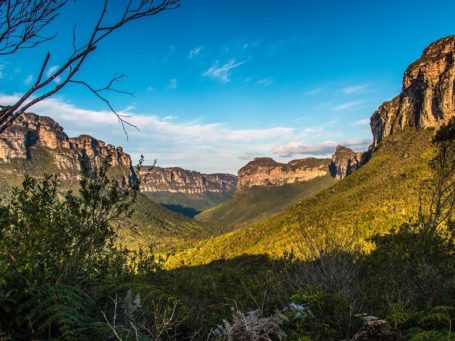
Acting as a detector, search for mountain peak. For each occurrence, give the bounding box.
[370,35,454,148]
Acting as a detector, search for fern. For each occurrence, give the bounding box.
[22,284,97,341]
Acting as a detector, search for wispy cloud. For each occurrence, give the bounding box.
[0,94,298,173]
[332,100,364,112]
[203,58,247,83]
[272,139,371,158]
[46,65,61,83]
[350,118,370,127]
[0,64,5,79]
[24,74,33,85]
[188,46,202,59]
[168,78,178,90]
[304,87,323,96]
[255,77,274,87]
[342,84,368,94]
[162,45,176,63]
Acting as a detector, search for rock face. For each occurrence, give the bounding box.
[237,157,332,191]
[371,35,455,148]
[0,113,132,179]
[138,166,237,195]
[330,145,365,180]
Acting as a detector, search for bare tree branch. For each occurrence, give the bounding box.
[0,0,181,134]
[0,0,67,55]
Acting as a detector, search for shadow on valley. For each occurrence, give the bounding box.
[161,203,201,218]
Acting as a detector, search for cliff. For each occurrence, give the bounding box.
[0,113,132,179]
[138,166,237,195]
[237,157,332,191]
[330,145,365,180]
[371,35,455,148]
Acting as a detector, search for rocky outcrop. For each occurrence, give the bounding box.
[371,35,455,148]
[0,113,132,179]
[330,145,365,180]
[237,157,331,191]
[138,166,237,195]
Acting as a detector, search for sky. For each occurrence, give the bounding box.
[0,0,454,173]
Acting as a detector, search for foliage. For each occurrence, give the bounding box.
[144,190,235,218]
[169,128,435,266]
[0,155,139,339]
[196,175,336,230]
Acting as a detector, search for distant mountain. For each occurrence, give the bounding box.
[196,146,366,227]
[139,166,237,217]
[168,35,455,267]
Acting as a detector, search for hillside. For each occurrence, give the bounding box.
[139,166,237,217]
[0,114,211,251]
[169,35,455,267]
[196,175,336,228]
[167,128,435,267]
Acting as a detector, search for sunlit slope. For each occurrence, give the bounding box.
[196,175,337,229]
[167,129,435,267]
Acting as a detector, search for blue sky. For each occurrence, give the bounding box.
[0,0,454,173]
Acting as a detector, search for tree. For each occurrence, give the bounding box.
[0,0,180,135]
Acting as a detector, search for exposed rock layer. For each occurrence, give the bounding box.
[371,35,455,147]
[0,113,132,179]
[237,157,332,191]
[138,166,237,195]
[330,145,365,180]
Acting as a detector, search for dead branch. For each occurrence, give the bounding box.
[0,0,180,134]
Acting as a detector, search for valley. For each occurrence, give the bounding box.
[0,2,453,336]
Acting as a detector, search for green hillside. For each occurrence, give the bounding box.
[167,128,436,267]
[143,190,234,217]
[196,175,336,228]
[0,147,212,253]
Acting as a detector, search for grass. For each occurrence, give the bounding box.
[196,175,337,229]
[166,128,436,267]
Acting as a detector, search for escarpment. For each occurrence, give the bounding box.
[371,35,455,148]
[0,113,132,180]
[138,166,237,195]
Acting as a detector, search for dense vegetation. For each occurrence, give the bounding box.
[144,191,235,218]
[196,175,336,229]
[0,120,454,340]
[169,128,436,266]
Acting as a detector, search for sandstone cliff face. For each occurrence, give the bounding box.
[371,35,455,148]
[138,166,237,195]
[330,145,365,180]
[0,113,132,179]
[237,157,331,191]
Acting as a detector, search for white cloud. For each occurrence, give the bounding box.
[255,78,274,87]
[168,78,178,90]
[0,94,297,173]
[203,58,247,83]
[350,118,370,127]
[332,100,364,112]
[272,139,371,158]
[24,74,33,85]
[304,87,323,96]
[342,85,367,94]
[146,85,154,91]
[0,94,373,173]
[188,46,202,59]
